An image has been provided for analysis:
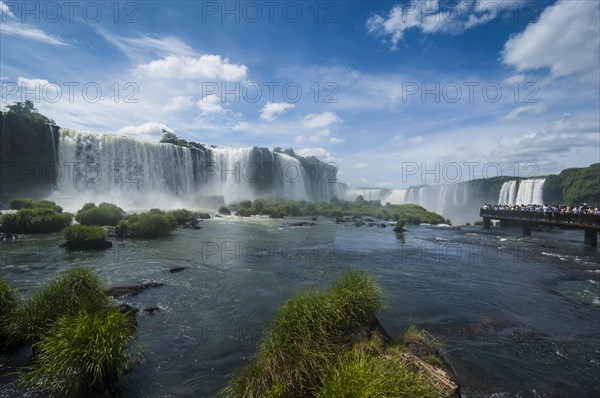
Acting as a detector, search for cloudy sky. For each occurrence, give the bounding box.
[1,0,598,187]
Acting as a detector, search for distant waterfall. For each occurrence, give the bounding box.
[498,179,546,205]
[498,180,518,205]
[52,131,341,210]
[345,188,407,204]
[514,179,546,205]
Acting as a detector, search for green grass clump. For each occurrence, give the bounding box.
[166,209,194,225]
[0,208,72,233]
[21,308,134,397]
[8,268,109,343]
[223,271,383,397]
[9,198,62,212]
[122,210,177,238]
[317,340,445,398]
[63,225,111,249]
[75,202,124,226]
[0,280,21,345]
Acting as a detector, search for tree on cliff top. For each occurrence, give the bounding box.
[3,100,54,124]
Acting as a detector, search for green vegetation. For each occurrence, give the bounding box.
[543,163,600,206]
[1,269,136,396]
[3,100,54,125]
[166,209,195,224]
[75,202,124,226]
[224,198,447,224]
[9,198,62,212]
[218,205,232,215]
[62,225,112,249]
[0,280,21,346]
[21,308,134,398]
[0,208,72,234]
[223,271,450,398]
[7,268,109,343]
[118,209,177,238]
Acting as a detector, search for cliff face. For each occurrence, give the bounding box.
[0,111,60,205]
[543,164,600,206]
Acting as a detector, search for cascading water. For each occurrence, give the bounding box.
[514,179,546,205]
[50,131,341,210]
[498,180,518,205]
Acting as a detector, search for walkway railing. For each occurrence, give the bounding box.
[479,209,600,227]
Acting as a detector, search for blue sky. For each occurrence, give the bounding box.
[1,0,599,188]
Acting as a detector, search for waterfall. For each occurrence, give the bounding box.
[51,131,341,210]
[385,189,407,204]
[514,179,546,205]
[498,180,518,205]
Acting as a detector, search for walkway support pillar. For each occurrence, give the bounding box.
[483,217,491,230]
[584,229,598,247]
[522,223,531,236]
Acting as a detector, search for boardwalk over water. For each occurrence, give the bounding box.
[479,209,600,247]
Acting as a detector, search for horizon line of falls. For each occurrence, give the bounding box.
[345,184,473,224]
[51,131,343,210]
[498,179,546,205]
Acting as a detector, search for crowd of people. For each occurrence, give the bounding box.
[480,203,600,223]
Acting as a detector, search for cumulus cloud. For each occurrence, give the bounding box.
[117,122,171,142]
[303,111,342,128]
[163,96,193,112]
[389,134,403,143]
[260,102,295,121]
[197,95,224,113]
[136,54,248,81]
[367,0,523,49]
[502,0,600,86]
[307,129,345,144]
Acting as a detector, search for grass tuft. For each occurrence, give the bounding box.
[7,267,109,343]
[0,280,21,346]
[20,308,135,397]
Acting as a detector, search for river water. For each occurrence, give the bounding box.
[1,217,599,397]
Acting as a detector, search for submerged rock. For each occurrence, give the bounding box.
[169,267,186,273]
[287,222,316,227]
[106,282,164,297]
[144,307,160,315]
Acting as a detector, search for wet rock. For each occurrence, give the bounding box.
[169,267,186,273]
[144,307,160,315]
[106,282,164,298]
[287,222,316,227]
[311,216,318,221]
[379,223,387,228]
[196,213,211,219]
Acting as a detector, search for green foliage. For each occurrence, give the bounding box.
[222,199,446,225]
[63,225,108,245]
[123,210,177,238]
[21,308,134,397]
[0,280,21,345]
[317,339,444,398]
[75,202,123,226]
[9,198,62,212]
[7,268,109,343]
[166,209,194,225]
[223,271,383,397]
[0,208,72,234]
[236,208,253,217]
[218,206,232,215]
[4,100,54,124]
[159,130,189,147]
[543,163,600,206]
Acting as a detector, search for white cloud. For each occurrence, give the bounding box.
[502,74,527,86]
[1,1,14,17]
[329,136,345,144]
[117,122,171,142]
[353,163,368,169]
[503,103,547,120]
[502,0,600,86]
[367,0,523,49]
[294,135,306,143]
[408,135,424,144]
[307,129,345,144]
[296,147,336,162]
[137,55,248,81]
[303,111,342,128]
[233,121,251,131]
[197,95,224,113]
[389,134,403,142]
[260,102,295,121]
[0,13,66,46]
[163,96,193,112]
